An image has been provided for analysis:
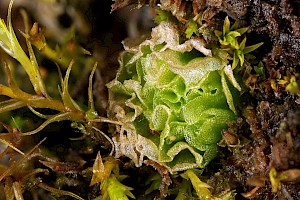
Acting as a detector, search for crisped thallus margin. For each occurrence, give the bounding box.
[107,21,241,172]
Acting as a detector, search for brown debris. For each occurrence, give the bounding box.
[144,160,172,199]
[280,169,300,183]
[39,160,86,173]
[222,0,249,19]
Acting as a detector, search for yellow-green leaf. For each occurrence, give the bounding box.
[243,42,263,54]
[223,16,230,35]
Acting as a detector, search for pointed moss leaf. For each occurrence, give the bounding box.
[230,21,239,30]
[90,152,105,186]
[88,62,98,112]
[223,16,230,35]
[0,2,47,95]
[237,50,245,66]
[239,37,247,50]
[185,20,198,39]
[254,61,265,78]
[154,10,174,23]
[235,27,248,35]
[226,36,239,49]
[184,170,213,199]
[243,42,263,54]
[175,179,193,200]
[0,20,12,54]
[62,61,82,111]
[232,51,239,70]
[214,30,222,37]
[103,176,135,200]
[221,71,237,114]
[224,65,241,91]
[226,31,241,38]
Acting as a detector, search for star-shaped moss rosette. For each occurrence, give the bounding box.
[214,16,263,70]
[107,21,240,172]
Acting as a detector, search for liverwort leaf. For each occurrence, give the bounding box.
[107,19,240,172]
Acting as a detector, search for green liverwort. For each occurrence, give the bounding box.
[107,21,239,172]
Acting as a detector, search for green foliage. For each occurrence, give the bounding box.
[254,61,266,79]
[214,16,247,49]
[145,173,162,195]
[154,10,175,23]
[90,152,135,200]
[185,20,198,39]
[271,72,300,96]
[269,167,286,192]
[179,170,236,199]
[154,9,201,40]
[102,176,135,200]
[0,1,121,199]
[0,1,86,134]
[0,0,265,198]
[181,169,213,199]
[174,179,192,200]
[107,21,239,172]
[285,76,300,95]
[0,1,46,95]
[215,16,263,70]
[0,0,120,137]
